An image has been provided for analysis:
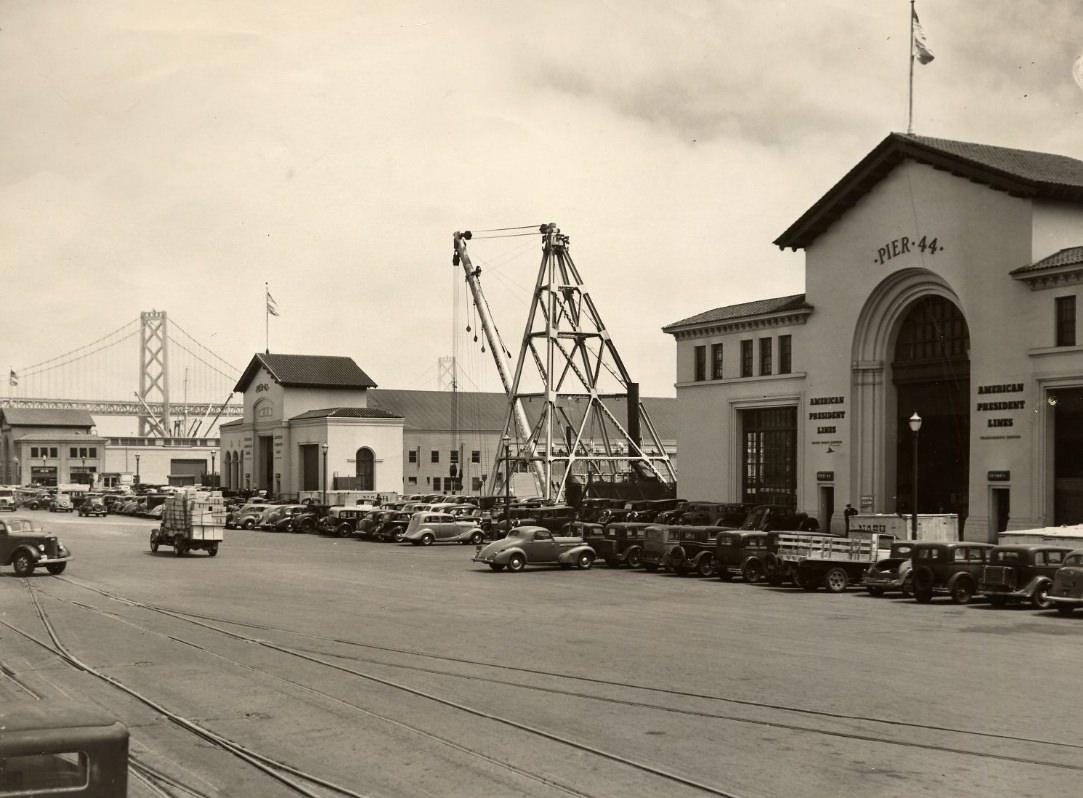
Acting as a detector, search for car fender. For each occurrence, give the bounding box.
[451,526,484,542]
[492,545,527,564]
[946,570,974,591]
[739,554,763,572]
[556,544,596,564]
[691,550,712,565]
[1021,574,1054,598]
[10,544,42,564]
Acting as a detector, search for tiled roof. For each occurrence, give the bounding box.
[290,407,402,421]
[775,133,1083,250]
[662,294,810,333]
[1010,246,1083,276]
[368,389,677,441]
[234,353,377,393]
[0,407,96,428]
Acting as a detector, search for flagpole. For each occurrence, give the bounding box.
[908,0,915,134]
[265,282,270,354]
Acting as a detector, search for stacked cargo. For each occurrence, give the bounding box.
[161,489,225,543]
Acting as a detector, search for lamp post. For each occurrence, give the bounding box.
[210,451,216,488]
[42,455,47,487]
[13,457,18,486]
[135,454,140,487]
[909,411,922,540]
[81,457,86,487]
[502,434,511,535]
[321,442,329,506]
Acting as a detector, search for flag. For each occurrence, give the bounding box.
[266,290,280,317]
[8,370,16,387]
[912,6,935,65]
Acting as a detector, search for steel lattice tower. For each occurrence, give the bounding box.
[139,310,171,437]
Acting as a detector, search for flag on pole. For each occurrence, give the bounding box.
[8,369,16,387]
[266,289,280,317]
[912,6,935,65]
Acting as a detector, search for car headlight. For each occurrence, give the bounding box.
[38,544,46,553]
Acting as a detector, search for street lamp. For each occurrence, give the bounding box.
[210,451,216,487]
[13,457,18,486]
[321,442,329,506]
[81,457,86,487]
[41,455,47,487]
[135,454,140,486]
[502,434,512,535]
[908,411,922,540]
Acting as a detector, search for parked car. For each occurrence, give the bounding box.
[980,544,1072,609]
[640,524,683,572]
[909,541,997,604]
[374,510,413,542]
[864,540,920,596]
[472,526,595,572]
[741,504,818,533]
[48,495,74,513]
[77,497,108,517]
[269,505,316,533]
[713,530,770,582]
[0,515,73,576]
[318,507,372,538]
[401,512,485,546]
[227,503,268,529]
[1048,549,1083,615]
[587,521,651,568]
[668,526,729,577]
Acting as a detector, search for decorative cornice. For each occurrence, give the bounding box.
[1012,267,1083,291]
[669,309,812,341]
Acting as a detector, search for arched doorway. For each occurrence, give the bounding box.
[891,296,970,520]
[850,269,970,527]
[355,448,374,491]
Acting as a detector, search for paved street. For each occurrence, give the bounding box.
[2,512,1082,798]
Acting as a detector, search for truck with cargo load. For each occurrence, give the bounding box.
[776,530,897,592]
[150,489,225,557]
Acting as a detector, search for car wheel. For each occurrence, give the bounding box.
[243,519,255,529]
[150,529,159,552]
[576,552,594,570]
[489,563,505,572]
[626,547,642,569]
[911,566,935,600]
[300,520,316,534]
[173,539,185,557]
[742,561,764,584]
[335,524,353,538]
[207,543,219,557]
[950,577,974,605]
[824,567,849,593]
[866,586,885,596]
[285,521,297,533]
[507,553,526,572]
[696,555,716,578]
[1056,604,1074,615]
[470,531,484,545]
[421,533,435,546]
[1031,584,1054,610]
[12,551,35,577]
[46,563,67,575]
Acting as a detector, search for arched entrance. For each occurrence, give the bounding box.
[851,269,970,527]
[355,448,374,491]
[892,296,970,520]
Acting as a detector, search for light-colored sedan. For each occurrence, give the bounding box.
[401,512,485,546]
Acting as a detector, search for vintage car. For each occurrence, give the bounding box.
[472,526,595,572]
[587,520,651,568]
[714,530,770,582]
[668,526,729,577]
[1048,549,1083,615]
[48,495,74,513]
[77,497,108,517]
[909,541,997,604]
[979,544,1072,609]
[640,524,683,572]
[0,516,73,576]
[401,512,485,545]
[317,507,371,538]
[270,505,321,533]
[864,540,920,596]
[226,503,269,529]
[374,510,414,542]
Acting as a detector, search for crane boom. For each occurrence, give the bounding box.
[453,231,545,496]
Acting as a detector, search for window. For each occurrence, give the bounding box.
[1056,296,1076,347]
[70,448,78,458]
[89,447,97,458]
[740,340,753,377]
[711,344,724,379]
[694,345,706,381]
[779,335,792,374]
[450,450,459,464]
[431,450,439,464]
[471,450,481,463]
[408,476,417,485]
[759,338,772,376]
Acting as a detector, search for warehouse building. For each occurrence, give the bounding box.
[664,133,1083,540]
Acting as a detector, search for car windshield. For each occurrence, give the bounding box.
[1065,554,1083,568]
[4,518,36,533]
[505,529,528,540]
[741,507,768,529]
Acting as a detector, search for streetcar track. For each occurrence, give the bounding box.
[57,577,1083,756]
[23,581,741,798]
[35,578,1083,776]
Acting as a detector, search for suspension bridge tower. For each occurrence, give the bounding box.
[139,311,171,436]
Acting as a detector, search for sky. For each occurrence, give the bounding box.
[3,0,1083,420]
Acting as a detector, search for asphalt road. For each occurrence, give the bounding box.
[2,512,1082,798]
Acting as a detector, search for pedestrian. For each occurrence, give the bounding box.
[844,503,858,534]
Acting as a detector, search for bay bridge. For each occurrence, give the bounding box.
[3,311,243,439]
